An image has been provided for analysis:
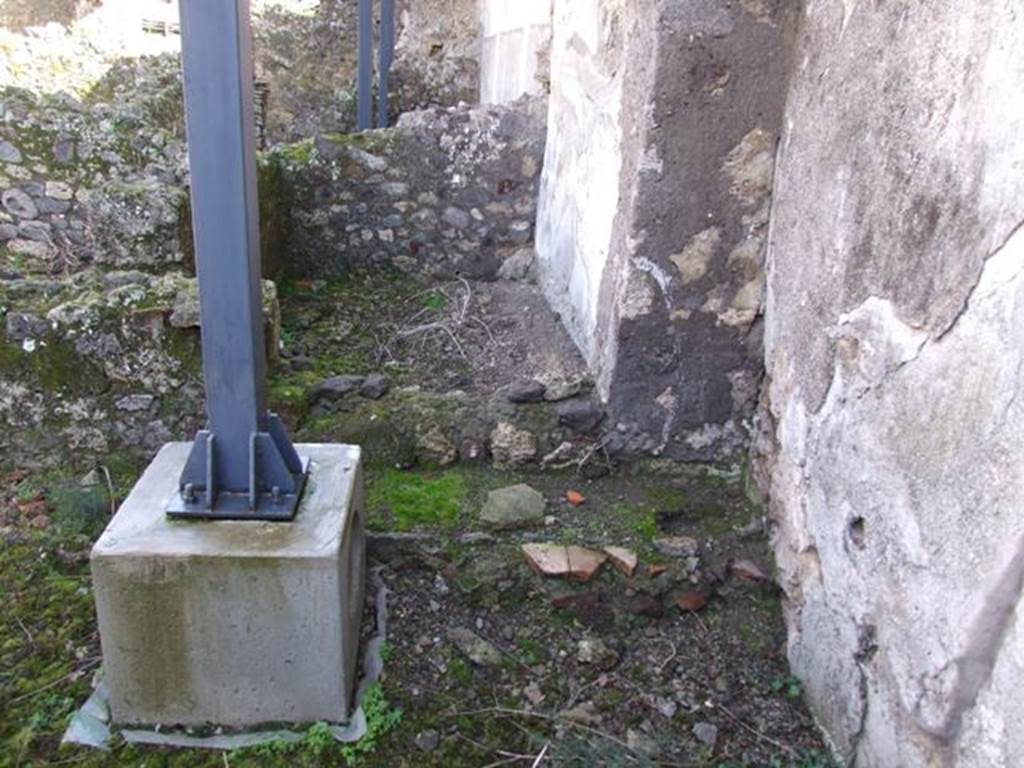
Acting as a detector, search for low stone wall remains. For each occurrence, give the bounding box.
[280,97,546,280]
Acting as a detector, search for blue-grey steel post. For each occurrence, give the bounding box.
[170,0,307,521]
[357,0,374,130]
[378,0,394,127]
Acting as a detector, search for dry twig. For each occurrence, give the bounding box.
[381,278,495,363]
[99,464,116,516]
[11,657,101,704]
[717,702,798,756]
[15,616,34,647]
[447,707,637,759]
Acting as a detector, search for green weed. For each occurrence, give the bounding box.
[340,684,404,764]
[770,675,804,700]
[422,291,446,311]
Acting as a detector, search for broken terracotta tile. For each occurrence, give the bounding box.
[566,490,586,506]
[17,496,47,518]
[676,590,708,612]
[523,542,567,576]
[565,545,608,582]
[731,558,769,582]
[522,542,607,582]
[603,546,638,576]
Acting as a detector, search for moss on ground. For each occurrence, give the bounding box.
[366,468,467,531]
[1,536,97,766]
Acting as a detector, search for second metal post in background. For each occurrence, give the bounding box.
[357,0,394,130]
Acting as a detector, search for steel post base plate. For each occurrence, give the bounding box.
[166,456,311,521]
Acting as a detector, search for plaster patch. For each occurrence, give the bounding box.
[655,387,676,411]
[620,269,656,319]
[704,68,733,96]
[728,369,759,408]
[828,297,929,400]
[684,422,734,451]
[670,227,720,284]
[742,200,772,231]
[727,237,764,277]
[631,257,673,311]
[655,387,678,451]
[640,144,663,175]
[723,128,775,206]
[705,275,764,328]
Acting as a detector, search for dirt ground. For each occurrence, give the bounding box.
[273,271,588,398]
[359,466,834,768]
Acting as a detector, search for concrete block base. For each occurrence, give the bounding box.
[91,442,365,728]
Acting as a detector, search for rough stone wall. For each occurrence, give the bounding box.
[0,65,284,472]
[480,0,552,105]
[0,270,281,471]
[390,0,481,116]
[0,0,483,142]
[0,72,189,277]
[537,0,796,460]
[282,99,546,280]
[760,3,1024,766]
[251,0,361,143]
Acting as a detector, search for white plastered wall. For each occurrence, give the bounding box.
[533,0,625,364]
[479,0,552,104]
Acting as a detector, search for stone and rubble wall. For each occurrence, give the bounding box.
[0,66,288,279]
[281,98,547,280]
[536,0,797,460]
[0,73,189,278]
[0,268,280,472]
[0,61,279,472]
[0,0,483,144]
[759,3,1024,766]
[0,74,548,472]
[254,0,480,140]
[390,0,481,117]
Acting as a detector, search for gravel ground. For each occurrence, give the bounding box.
[357,467,834,767]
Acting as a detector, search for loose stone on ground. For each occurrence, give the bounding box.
[479,484,546,530]
[447,627,502,666]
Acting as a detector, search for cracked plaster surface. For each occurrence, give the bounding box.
[770,222,1024,768]
[760,3,1024,763]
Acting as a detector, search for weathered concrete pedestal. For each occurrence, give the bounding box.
[91,443,365,728]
